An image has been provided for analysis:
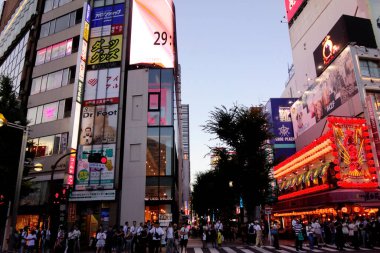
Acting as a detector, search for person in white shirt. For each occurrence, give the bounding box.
[253,221,263,247]
[96,228,107,253]
[130,221,137,253]
[215,220,223,232]
[26,230,37,253]
[166,222,174,253]
[72,225,81,253]
[179,223,189,253]
[149,221,164,253]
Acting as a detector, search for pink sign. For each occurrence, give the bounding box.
[285,0,305,22]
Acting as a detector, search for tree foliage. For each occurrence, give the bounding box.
[193,104,274,220]
[0,75,29,203]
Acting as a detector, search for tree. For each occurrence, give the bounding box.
[203,105,274,219]
[0,75,31,207]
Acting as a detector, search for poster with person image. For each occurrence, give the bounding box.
[291,47,358,138]
[79,104,118,145]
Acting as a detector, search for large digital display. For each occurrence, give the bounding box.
[130,0,175,68]
[313,15,377,76]
[285,0,305,22]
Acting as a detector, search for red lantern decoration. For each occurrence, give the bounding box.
[332,152,338,157]
[334,166,340,171]
[367,153,374,159]
[369,167,377,173]
[365,145,372,151]
[367,160,375,165]
[335,173,341,179]
[362,132,369,137]
[334,159,339,164]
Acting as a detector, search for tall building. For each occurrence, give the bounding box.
[273,0,380,226]
[0,0,189,244]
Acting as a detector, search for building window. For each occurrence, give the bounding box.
[144,205,171,223]
[35,38,76,66]
[31,133,68,157]
[31,66,75,95]
[360,59,380,78]
[40,8,82,38]
[147,69,174,126]
[0,32,29,94]
[27,98,72,126]
[146,127,173,176]
[44,0,72,13]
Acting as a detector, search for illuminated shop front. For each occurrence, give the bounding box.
[273,116,380,225]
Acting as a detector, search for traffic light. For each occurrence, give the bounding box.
[53,192,60,204]
[0,194,5,205]
[88,153,107,164]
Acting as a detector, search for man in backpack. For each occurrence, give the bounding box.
[247,222,255,245]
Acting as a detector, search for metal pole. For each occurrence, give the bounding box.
[8,126,29,252]
[267,213,271,246]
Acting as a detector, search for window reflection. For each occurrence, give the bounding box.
[31,133,68,157]
[146,128,173,176]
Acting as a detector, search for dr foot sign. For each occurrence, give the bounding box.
[130,0,175,68]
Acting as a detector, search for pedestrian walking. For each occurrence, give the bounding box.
[271,221,280,250]
[334,219,344,251]
[173,224,179,253]
[104,227,113,253]
[179,223,189,253]
[125,226,133,253]
[131,221,137,253]
[253,221,263,247]
[166,222,174,253]
[54,225,66,253]
[294,219,304,252]
[149,221,164,253]
[209,224,217,248]
[96,228,107,253]
[67,226,76,253]
[306,221,314,250]
[201,230,207,249]
[41,227,51,253]
[312,219,324,248]
[247,222,255,245]
[217,230,223,248]
[25,229,37,253]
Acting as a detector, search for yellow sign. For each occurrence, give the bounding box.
[84,22,90,42]
[88,35,122,65]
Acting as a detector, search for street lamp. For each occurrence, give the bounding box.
[0,113,30,252]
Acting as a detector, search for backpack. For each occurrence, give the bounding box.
[248,225,255,234]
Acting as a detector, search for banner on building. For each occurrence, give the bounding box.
[84,67,120,105]
[91,4,124,38]
[291,47,358,138]
[79,104,118,145]
[88,35,122,65]
[75,144,116,190]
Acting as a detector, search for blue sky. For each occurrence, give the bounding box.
[175,1,293,183]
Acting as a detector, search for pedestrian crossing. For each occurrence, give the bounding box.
[186,244,380,253]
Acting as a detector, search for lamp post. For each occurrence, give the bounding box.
[0,113,29,252]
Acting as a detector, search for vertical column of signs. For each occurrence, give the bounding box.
[75,2,124,191]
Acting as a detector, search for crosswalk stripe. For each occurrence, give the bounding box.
[194,248,203,253]
[280,245,299,251]
[374,247,380,250]
[222,247,237,253]
[209,248,220,253]
[247,246,273,253]
[318,246,341,252]
[303,247,325,252]
[358,247,370,251]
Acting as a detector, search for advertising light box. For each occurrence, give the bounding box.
[130,0,175,68]
[88,35,122,65]
[313,15,377,76]
[91,4,124,38]
[291,48,358,138]
[285,0,305,22]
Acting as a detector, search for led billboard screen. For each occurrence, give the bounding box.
[313,15,377,76]
[130,0,175,68]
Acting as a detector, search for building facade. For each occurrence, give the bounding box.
[0,0,189,244]
[273,0,380,228]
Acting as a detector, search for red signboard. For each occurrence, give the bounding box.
[285,0,305,22]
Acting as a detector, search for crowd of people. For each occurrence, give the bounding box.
[291,216,380,251]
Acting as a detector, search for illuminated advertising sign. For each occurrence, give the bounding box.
[75,144,116,190]
[285,0,305,22]
[291,48,358,138]
[266,98,296,161]
[84,67,120,106]
[88,35,122,65]
[80,104,118,145]
[130,0,175,68]
[91,4,124,38]
[313,15,377,76]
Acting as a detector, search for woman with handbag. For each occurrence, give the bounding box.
[270,222,280,250]
[294,219,304,252]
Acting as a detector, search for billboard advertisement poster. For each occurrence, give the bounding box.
[285,0,305,22]
[88,35,122,65]
[91,4,124,38]
[130,0,175,68]
[80,104,118,145]
[291,47,358,138]
[75,144,116,190]
[84,67,120,105]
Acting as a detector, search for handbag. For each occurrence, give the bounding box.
[270,229,278,235]
[297,233,304,241]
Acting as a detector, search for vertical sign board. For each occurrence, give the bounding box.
[67,3,91,186]
[73,2,125,197]
[130,0,175,68]
[366,95,380,165]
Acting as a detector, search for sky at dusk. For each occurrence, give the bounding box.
[175,1,293,184]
